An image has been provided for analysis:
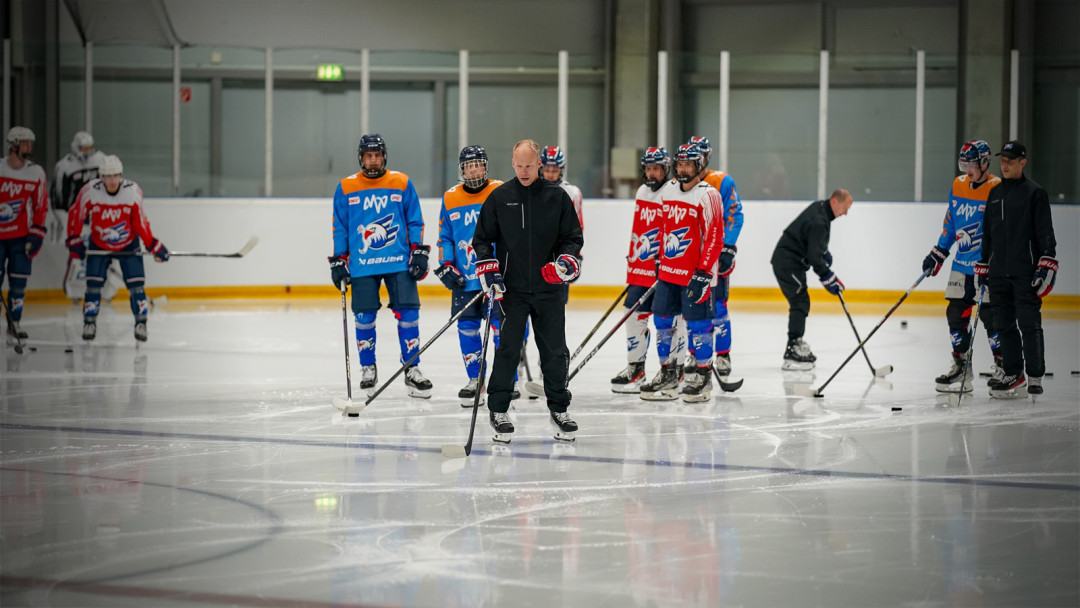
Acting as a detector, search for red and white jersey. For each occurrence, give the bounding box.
[68,179,157,251]
[626,183,666,287]
[560,181,584,231]
[0,158,48,241]
[656,180,725,287]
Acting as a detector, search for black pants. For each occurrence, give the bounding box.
[772,260,809,341]
[989,275,1044,378]
[487,289,571,413]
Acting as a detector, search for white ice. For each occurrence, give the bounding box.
[2,297,1078,607]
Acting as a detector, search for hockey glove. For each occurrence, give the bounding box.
[819,270,844,296]
[718,244,737,278]
[685,269,713,304]
[328,254,350,288]
[973,261,989,294]
[25,225,46,259]
[922,245,949,277]
[541,254,580,284]
[407,244,430,281]
[66,235,86,260]
[434,262,466,290]
[475,258,505,300]
[823,250,833,267]
[1032,256,1058,298]
[149,239,170,262]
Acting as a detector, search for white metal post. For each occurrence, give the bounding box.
[85,41,93,131]
[1009,49,1019,140]
[914,50,925,202]
[719,50,730,172]
[264,47,273,197]
[817,50,829,201]
[2,39,10,136]
[458,49,468,152]
[361,48,370,134]
[173,44,181,195]
[657,50,668,150]
[558,50,568,153]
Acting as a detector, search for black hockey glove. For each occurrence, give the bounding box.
[1032,256,1058,298]
[685,269,712,304]
[922,245,948,277]
[718,244,737,278]
[25,225,45,259]
[476,258,505,300]
[149,239,170,262]
[329,254,349,288]
[819,270,844,296]
[435,262,466,290]
[973,261,989,295]
[67,235,86,260]
[408,245,430,281]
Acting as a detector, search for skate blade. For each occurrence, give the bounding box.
[639,389,679,401]
[611,384,642,394]
[460,397,486,408]
[441,445,468,459]
[681,391,713,404]
[407,388,433,399]
[492,433,512,444]
[553,432,576,443]
[782,361,815,371]
[989,389,1026,400]
[935,382,973,394]
[332,396,365,415]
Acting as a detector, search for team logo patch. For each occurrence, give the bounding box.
[391,194,402,202]
[463,351,481,367]
[457,240,477,267]
[357,339,375,352]
[631,228,660,261]
[0,199,25,222]
[663,227,692,259]
[955,221,981,252]
[83,300,99,315]
[404,338,420,352]
[348,196,360,205]
[97,221,131,244]
[357,214,399,254]
[450,212,460,221]
[137,299,149,315]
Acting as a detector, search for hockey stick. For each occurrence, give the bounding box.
[86,235,259,258]
[363,291,485,407]
[442,290,498,459]
[331,281,360,415]
[795,269,930,398]
[712,368,743,393]
[568,282,657,382]
[837,292,893,378]
[570,285,629,361]
[1,292,35,354]
[945,288,984,407]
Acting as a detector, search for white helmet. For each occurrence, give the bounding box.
[6,126,35,146]
[71,131,95,156]
[99,154,123,176]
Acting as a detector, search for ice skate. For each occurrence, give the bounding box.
[935,352,972,393]
[82,321,97,341]
[404,365,433,399]
[1027,376,1043,397]
[134,322,148,342]
[6,321,28,342]
[360,365,378,397]
[490,411,514,444]
[782,338,816,371]
[682,353,697,378]
[549,411,578,442]
[458,377,485,407]
[639,362,680,401]
[985,355,1005,387]
[611,361,646,394]
[989,373,1026,399]
[713,353,732,376]
[680,365,713,403]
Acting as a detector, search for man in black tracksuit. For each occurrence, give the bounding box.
[472,139,584,443]
[977,141,1058,398]
[770,188,852,370]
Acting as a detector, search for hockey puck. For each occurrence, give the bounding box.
[900,321,908,329]
[347,412,359,417]
[891,406,902,412]
[65,347,74,353]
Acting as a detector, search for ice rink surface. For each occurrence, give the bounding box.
[2,297,1078,608]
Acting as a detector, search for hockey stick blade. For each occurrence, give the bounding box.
[524,381,544,398]
[441,444,468,459]
[874,365,894,378]
[712,368,743,393]
[332,396,365,415]
[792,385,822,398]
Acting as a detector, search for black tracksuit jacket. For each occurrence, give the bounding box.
[981,174,1056,278]
[770,199,835,276]
[472,177,584,294]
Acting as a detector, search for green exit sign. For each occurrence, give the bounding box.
[316,64,344,81]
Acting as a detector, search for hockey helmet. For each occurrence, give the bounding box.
[687,135,712,165]
[674,144,705,183]
[99,154,123,177]
[71,131,95,159]
[458,145,489,189]
[640,146,671,189]
[357,133,387,178]
[958,139,992,174]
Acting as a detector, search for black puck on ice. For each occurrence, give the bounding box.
[900,321,908,329]
[65,347,74,353]
[347,412,359,417]
[891,406,902,412]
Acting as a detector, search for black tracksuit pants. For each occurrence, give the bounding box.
[487,289,571,413]
[772,258,810,340]
[989,275,1045,378]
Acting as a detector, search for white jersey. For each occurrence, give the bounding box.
[52,151,106,212]
[559,181,584,231]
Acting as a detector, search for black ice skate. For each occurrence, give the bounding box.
[82,321,97,341]
[683,353,697,378]
[360,365,378,397]
[490,411,514,444]
[458,377,485,407]
[611,361,646,394]
[782,338,816,371]
[639,362,680,401]
[935,352,972,393]
[134,322,148,342]
[681,365,714,403]
[1027,376,1043,396]
[989,373,1026,399]
[404,365,432,399]
[713,353,732,376]
[549,411,578,442]
[985,355,1005,387]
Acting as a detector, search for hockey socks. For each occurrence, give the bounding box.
[713,301,732,354]
[687,318,714,363]
[626,311,651,363]
[395,308,421,365]
[354,311,377,366]
[458,318,483,378]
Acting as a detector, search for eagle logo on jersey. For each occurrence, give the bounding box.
[630,228,660,261]
[404,338,420,352]
[457,240,477,268]
[463,351,481,367]
[0,199,24,222]
[663,227,693,259]
[98,221,131,244]
[357,214,399,254]
[137,299,149,315]
[357,339,375,352]
[955,221,981,253]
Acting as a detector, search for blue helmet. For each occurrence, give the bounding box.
[687,135,711,165]
[540,145,565,181]
[640,146,671,190]
[357,133,387,178]
[958,139,991,174]
[674,144,705,183]
[458,145,489,189]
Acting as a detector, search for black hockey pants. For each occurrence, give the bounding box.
[487,289,571,414]
[989,275,1045,378]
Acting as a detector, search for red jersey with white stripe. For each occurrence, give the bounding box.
[625,183,666,287]
[67,179,158,251]
[656,180,725,287]
[560,181,584,231]
[0,158,48,241]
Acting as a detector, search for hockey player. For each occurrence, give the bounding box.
[640,143,725,403]
[687,135,743,378]
[540,146,584,232]
[770,189,852,370]
[978,141,1058,398]
[611,146,687,394]
[473,139,583,443]
[66,155,169,342]
[436,145,505,406]
[0,127,48,343]
[921,140,1002,393]
[330,134,433,398]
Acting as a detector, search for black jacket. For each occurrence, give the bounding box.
[472,177,584,294]
[981,174,1056,278]
[770,199,835,277]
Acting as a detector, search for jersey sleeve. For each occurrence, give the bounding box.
[1032,186,1057,258]
[696,189,725,272]
[437,199,455,266]
[67,183,91,241]
[936,185,959,251]
[807,221,831,277]
[130,185,157,246]
[31,168,48,227]
[403,179,424,247]
[331,182,349,257]
[720,176,744,245]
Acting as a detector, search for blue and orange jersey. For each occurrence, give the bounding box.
[332,170,424,278]
[703,170,743,246]
[937,173,1001,274]
[438,180,502,291]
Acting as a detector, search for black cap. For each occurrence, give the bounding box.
[996,141,1026,159]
